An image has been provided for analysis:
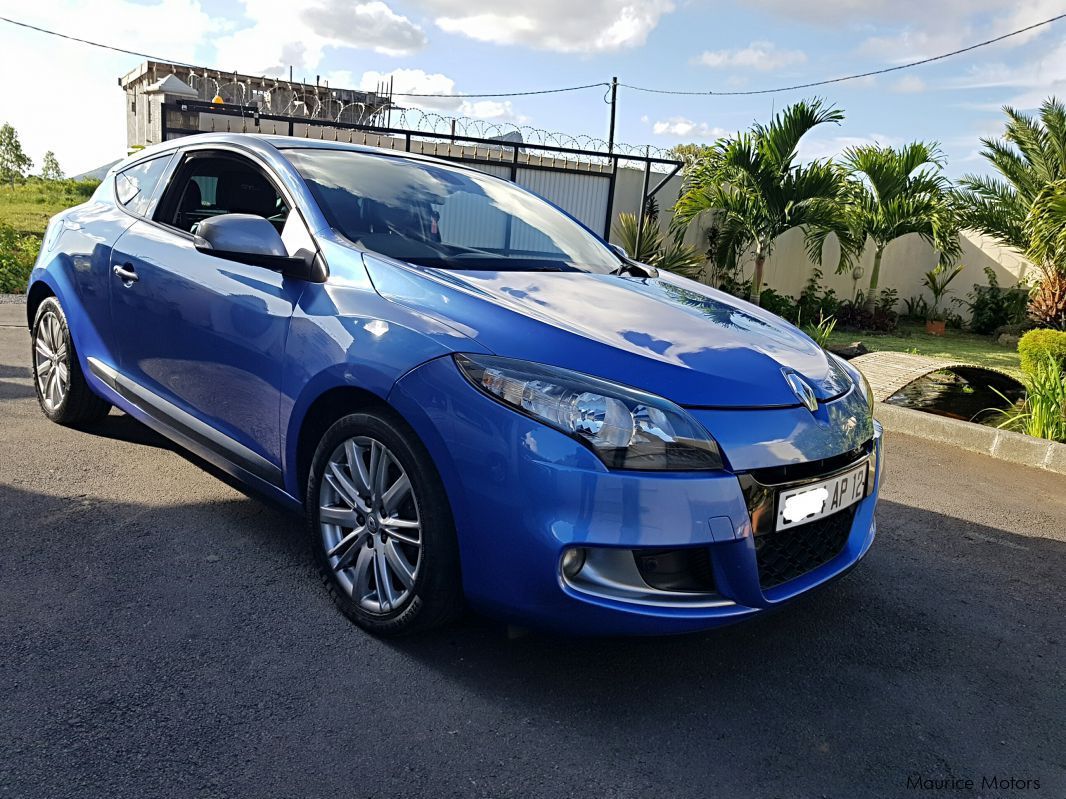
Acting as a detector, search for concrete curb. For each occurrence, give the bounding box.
[875,402,1066,476]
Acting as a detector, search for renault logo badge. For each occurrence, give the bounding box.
[784,369,818,413]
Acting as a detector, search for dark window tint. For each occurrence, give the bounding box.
[157,154,289,234]
[115,156,173,217]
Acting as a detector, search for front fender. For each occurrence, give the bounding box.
[279,280,490,498]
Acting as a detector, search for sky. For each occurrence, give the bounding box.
[1,0,1065,176]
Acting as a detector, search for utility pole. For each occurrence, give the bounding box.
[634,146,651,256]
[607,76,618,153]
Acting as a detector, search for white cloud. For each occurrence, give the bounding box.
[746,1,1059,63]
[944,35,1066,109]
[891,75,926,93]
[0,0,215,175]
[652,117,728,138]
[414,0,675,52]
[211,0,426,76]
[693,41,806,72]
[798,133,901,162]
[359,69,528,123]
[301,1,427,57]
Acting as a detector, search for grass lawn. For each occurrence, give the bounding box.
[826,322,1023,377]
[0,179,99,293]
[0,179,99,236]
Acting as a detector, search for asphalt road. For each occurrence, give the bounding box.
[1,312,1063,799]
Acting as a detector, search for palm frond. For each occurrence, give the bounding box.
[954,176,1029,252]
[612,212,662,264]
[755,98,844,172]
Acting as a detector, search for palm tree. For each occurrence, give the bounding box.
[612,212,705,278]
[672,99,857,305]
[840,142,959,311]
[955,98,1066,329]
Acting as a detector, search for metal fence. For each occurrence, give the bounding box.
[161,100,682,240]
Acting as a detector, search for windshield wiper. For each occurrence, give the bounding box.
[610,260,659,278]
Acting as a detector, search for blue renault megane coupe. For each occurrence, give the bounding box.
[26,133,882,636]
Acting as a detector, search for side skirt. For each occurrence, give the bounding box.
[86,357,301,512]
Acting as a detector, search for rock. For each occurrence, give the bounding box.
[997,333,1021,348]
[828,341,869,359]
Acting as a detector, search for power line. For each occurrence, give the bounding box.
[0,15,605,99]
[621,12,1066,96]
[0,15,198,67]
[392,82,609,98]
[3,11,1064,101]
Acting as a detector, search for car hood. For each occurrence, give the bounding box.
[364,255,851,408]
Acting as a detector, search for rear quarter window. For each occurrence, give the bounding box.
[115,155,173,217]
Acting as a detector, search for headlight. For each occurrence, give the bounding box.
[830,353,874,413]
[454,354,724,471]
[858,370,874,412]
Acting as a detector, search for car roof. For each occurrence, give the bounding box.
[118,132,468,173]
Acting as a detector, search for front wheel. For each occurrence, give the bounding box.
[307,411,462,636]
[31,296,111,426]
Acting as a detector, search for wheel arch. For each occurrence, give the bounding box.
[291,385,393,504]
[26,279,56,329]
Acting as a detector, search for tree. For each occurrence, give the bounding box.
[840,142,959,311]
[0,123,32,188]
[672,99,857,305]
[954,98,1066,329]
[40,150,63,181]
[669,143,715,174]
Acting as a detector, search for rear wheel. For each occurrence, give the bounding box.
[31,297,111,426]
[307,411,462,636]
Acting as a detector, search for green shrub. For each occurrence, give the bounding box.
[836,290,899,332]
[993,354,1066,442]
[758,287,797,319]
[1018,328,1066,376]
[956,267,1030,334]
[902,294,929,320]
[0,224,40,293]
[803,312,837,348]
[796,268,840,324]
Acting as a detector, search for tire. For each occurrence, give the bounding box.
[31,296,111,426]
[307,410,462,636]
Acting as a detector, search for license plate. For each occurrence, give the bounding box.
[775,461,868,531]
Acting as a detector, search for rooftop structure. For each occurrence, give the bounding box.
[119,60,394,150]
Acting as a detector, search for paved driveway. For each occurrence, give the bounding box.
[0,312,1063,799]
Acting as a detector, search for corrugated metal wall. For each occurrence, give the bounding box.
[448,162,612,253]
[516,169,610,233]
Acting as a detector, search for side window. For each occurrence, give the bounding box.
[115,155,173,218]
[155,153,290,236]
[155,151,312,258]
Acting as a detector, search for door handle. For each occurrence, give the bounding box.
[113,264,138,283]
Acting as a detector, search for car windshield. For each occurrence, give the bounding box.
[284,148,621,273]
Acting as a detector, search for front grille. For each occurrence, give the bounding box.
[746,441,873,486]
[754,507,855,589]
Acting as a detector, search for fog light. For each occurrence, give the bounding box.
[561,547,586,579]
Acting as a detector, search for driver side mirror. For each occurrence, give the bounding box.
[609,243,630,260]
[193,213,323,281]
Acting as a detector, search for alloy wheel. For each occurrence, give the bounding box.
[318,436,422,614]
[34,311,69,412]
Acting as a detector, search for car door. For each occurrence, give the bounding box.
[56,153,174,364]
[108,146,317,479]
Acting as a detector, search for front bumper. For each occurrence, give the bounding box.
[389,356,882,636]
